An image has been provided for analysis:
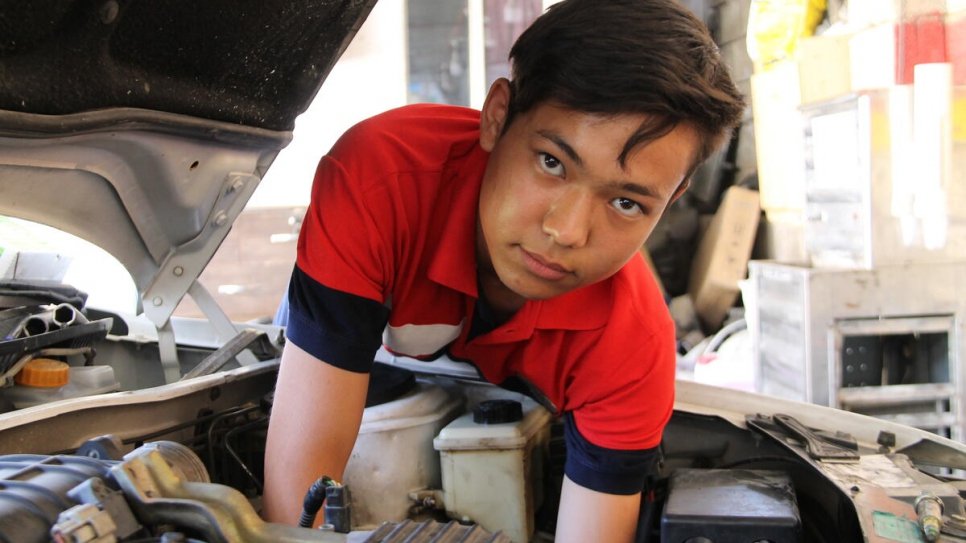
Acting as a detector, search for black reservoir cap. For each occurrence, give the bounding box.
[473,399,523,424]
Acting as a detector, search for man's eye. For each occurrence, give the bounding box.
[538,152,565,176]
[610,197,644,217]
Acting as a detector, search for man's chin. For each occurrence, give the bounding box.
[508,280,574,302]
[492,263,579,302]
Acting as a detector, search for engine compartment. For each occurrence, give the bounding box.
[0,304,964,542]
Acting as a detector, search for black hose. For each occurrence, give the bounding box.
[298,475,336,528]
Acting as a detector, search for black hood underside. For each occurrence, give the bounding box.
[0,0,377,131]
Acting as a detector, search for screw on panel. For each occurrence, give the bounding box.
[227,177,245,193]
[214,212,228,227]
[173,266,184,277]
[152,297,163,307]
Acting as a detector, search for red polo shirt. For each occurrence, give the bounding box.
[287,103,676,494]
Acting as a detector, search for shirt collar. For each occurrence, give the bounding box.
[534,279,611,330]
[469,281,611,345]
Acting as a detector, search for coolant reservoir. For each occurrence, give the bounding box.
[343,378,465,529]
[433,396,551,543]
[5,361,120,409]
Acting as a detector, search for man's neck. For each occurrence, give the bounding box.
[477,270,525,324]
[475,219,525,323]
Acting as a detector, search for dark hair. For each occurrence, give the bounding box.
[507,0,745,171]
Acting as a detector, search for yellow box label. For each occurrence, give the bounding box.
[955,96,966,142]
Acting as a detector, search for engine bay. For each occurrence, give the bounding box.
[0,302,965,542]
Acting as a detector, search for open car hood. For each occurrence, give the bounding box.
[0,0,377,327]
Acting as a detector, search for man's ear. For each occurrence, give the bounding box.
[480,78,511,152]
[669,178,691,204]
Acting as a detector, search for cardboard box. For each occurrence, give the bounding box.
[797,33,852,104]
[949,10,966,84]
[755,209,808,265]
[688,186,761,332]
[750,62,806,213]
[847,0,946,28]
[799,87,966,268]
[850,15,949,90]
[898,14,948,84]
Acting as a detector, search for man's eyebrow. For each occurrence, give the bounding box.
[537,130,583,167]
[537,129,668,200]
[608,181,660,200]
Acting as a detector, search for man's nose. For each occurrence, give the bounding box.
[542,189,592,248]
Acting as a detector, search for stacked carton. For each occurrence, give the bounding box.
[751,0,965,269]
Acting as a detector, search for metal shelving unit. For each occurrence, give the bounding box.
[748,261,966,442]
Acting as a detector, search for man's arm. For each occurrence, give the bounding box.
[262,341,369,525]
[555,476,641,543]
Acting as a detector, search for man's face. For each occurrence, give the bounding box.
[476,79,700,306]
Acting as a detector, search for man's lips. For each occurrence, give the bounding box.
[520,248,571,281]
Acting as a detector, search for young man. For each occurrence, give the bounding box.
[263,0,744,540]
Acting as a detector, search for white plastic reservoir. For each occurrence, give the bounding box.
[5,365,120,409]
[433,394,551,543]
[343,380,464,529]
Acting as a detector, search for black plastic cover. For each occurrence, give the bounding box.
[660,468,802,543]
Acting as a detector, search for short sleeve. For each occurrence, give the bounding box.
[285,265,389,373]
[563,412,660,494]
[296,154,395,302]
[562,325,674,493]
[287,137,397,371]
[571,323,677,451]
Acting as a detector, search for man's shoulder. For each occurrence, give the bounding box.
[328,104,483,180]
[367,103,481,127]
[345,104,481,148]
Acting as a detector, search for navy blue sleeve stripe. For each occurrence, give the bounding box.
[284,265,389,374]
[563,412,659,495]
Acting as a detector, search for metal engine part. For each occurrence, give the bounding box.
[0,441,510,543]
[111,448,347,543]
[358,519,512,543]
[105,447,513,543]
[0,454,112,542]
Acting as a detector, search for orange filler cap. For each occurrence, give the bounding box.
[14,358,70,388]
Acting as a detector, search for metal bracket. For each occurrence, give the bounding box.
[142,173,259,328]
[157,321,181,384]
[186,281,257,367]
[181,328,266,381]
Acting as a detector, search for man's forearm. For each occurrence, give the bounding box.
[262,342,369,525]
[554,475,641,543]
